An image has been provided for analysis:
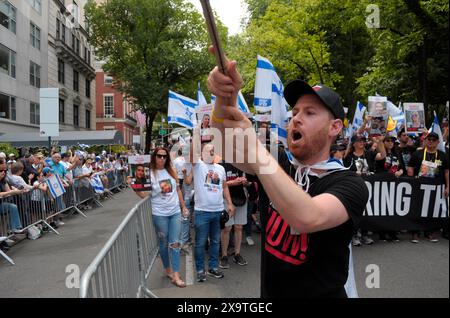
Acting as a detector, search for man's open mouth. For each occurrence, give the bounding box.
[292,131,302,141]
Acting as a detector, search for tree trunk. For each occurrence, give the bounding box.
[145,111,157,154]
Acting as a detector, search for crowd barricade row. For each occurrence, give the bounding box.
[80,197,159,298]
[0,170,129,265]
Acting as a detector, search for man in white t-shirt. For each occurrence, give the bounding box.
[185,143,235,282]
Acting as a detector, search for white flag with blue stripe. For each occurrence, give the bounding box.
[349,102,366,137]
[168,90,197,129]
[254,55,278,112]
[197,83,208,108]
[46,174,66,199]
[271,79,289,146]
[237,91,250,113]
[211,94,216,105]
[429,112,446,152]
[90,174,105,194]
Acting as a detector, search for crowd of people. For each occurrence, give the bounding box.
[0,148,130,251]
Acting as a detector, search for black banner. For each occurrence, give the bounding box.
[360,174,449,231]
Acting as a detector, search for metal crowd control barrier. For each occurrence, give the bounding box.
[80,197,159,298]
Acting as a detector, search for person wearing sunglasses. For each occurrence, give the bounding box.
[129,147,189,288]
[407,132,449,243]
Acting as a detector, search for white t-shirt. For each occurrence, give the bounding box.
[150,169,180,217]
[173,156,186,180]
[193,160,225,212]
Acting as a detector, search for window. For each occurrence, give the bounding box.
[30,61,41,88]
[56,18,60,39]
[104,75,113,85]
[27,0,41,14]
[87,50,91,65]
[30,23,41,49]
[30,102,40,124]
[0,0,16,33]
[85,78,90,98]
[85,109,91,129]
[0,93,15,120]
[0,44,16,78]
[62,23,66,43]
[72,1,79,22]
[84,47,87,61]
[104,95,114,116]
[59,99,65,123]
[76,38,80,55]
[73,70,79,91]
[58,59,64,84]
[73,104,79,127]
[72,33,75,51]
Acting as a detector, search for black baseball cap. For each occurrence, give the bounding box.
[284,80,345,121]
[426,132,439,139]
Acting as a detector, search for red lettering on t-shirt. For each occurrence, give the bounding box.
[265,205,309,265]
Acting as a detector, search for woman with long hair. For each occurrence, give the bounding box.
[130,147,189,288]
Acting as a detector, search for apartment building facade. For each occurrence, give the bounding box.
[0,0,95,135]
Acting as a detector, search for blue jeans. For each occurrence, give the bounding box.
[180,197,191,245]
[152,213,182,273]
[194,210,221,273]
[0,202,23,231]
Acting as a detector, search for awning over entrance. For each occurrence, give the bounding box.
[0,130,123,147]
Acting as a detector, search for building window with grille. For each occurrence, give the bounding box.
[59,99,65,123]
[73,104,79,127]
[73,70,79,91]
[0,0,16,33]
[58,59,65,84]
[30,102,40,124]
[62,23,66,43]
[0,43,16,78]
[30,22,41,50]
[72,33,76,51]
[104,95,114,117]
[27,0,41,14]
[85,109,91,129]
[56,18,60,39]
[30,61,41,88]
[104,75,113,86]
[0,93,15,121]
[76,38,80,55]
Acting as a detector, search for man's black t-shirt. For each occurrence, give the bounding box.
[220,162,247,206]
[408,149,449,181]
[258,148,368,298]
[397,145,417,173]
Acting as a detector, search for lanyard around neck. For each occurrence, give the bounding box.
[423,149,437,163]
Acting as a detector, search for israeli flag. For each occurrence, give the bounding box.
[211,94,216,105]
[168,90,197,129]
[90,174,105,194]
[197,83,208,108]
[349,102,367,137]
[429,112,446,152]
[271,80,289,146]
[237,91,250,113]
[387,100,405,132]
[254,55,278,112]
[46,174,66,199]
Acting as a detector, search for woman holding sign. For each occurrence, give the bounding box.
[129,147,190,288]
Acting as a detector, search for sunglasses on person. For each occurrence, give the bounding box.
[156,154,167,159]
[0,169,7,173]
[427,138,438,142]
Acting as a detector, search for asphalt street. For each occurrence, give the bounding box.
[1,190,448,298]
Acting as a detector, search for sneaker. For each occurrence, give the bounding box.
[49,221,59,229]
[426,234,439,243]
[207,268,224,279]
[196,271,207,283]
[246,236,255,246]
[219,256,230,269]
[361,235,374,245]
[233,253,248,266]
[410,234,419,243]
[352,235,362,247]
[55,221,65,226]
[390,234,400,242]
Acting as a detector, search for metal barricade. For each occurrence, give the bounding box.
[80,197,159,298]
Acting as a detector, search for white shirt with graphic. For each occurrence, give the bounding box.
[173,156,186,180]
[150,169,180,217]
[193,160,225,212]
